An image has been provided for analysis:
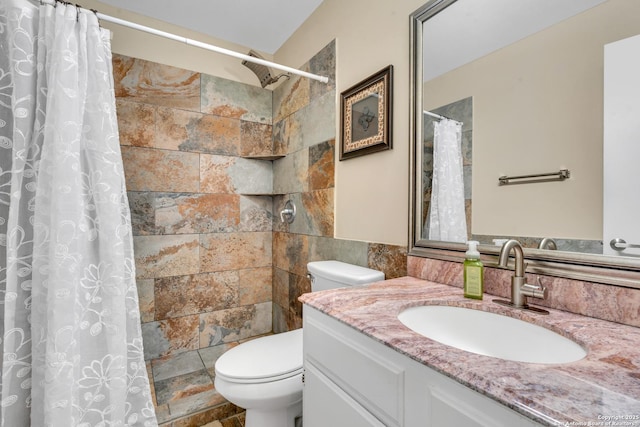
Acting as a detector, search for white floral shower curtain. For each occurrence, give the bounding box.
[0,1,157,426]
[428,118,468,243]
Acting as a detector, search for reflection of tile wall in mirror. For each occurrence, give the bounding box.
[469,235,603,255]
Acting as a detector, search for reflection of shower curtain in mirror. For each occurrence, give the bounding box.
[428,119,467,242]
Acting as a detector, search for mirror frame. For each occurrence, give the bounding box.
[408,0,640,289]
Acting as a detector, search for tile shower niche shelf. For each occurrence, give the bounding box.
[238,154,284,195]
[241,154,286,161]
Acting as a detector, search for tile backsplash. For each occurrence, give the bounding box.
[408,256,640,328]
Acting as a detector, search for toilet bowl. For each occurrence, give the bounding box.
[214,329,303,427]
[214,261,385,427]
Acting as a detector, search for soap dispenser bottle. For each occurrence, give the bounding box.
[463,240,484,300]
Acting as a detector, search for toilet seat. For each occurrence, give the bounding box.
[215,329,303,384]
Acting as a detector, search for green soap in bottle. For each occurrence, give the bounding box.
[463,240,484,299]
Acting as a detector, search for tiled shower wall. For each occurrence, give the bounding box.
[271,41,407,332]
[115,53,275,359]
[114,54,275,424]
[114,40,407,425]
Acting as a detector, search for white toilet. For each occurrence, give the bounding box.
[214,260,385,427]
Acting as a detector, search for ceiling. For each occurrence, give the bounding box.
[423,0,606,81]
[98,0,324,54]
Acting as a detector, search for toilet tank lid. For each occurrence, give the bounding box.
[307,260,384,285]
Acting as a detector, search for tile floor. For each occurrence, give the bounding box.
[149,343,246,426]
[146,330,307,426]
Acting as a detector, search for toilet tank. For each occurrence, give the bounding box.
[307,260,385,292]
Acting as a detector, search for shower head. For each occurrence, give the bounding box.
[242,50,290,88]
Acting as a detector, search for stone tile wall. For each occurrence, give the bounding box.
[271,41,407,332]
[115,53,274,359]
[114,54,274,425]
[114,41,408,425]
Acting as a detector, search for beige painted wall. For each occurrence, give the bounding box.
[74,0,267,86]
[424,0,640,240]
[276,0,426,246]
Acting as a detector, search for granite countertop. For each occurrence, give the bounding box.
[299,277,640,426]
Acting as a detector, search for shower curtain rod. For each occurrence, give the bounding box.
[423,110,462,124]
[40,0,329,84]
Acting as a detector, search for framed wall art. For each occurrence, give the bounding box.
[340,65,393,160]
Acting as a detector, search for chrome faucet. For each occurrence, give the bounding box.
[538,237,557,250]
[495,239,549,313]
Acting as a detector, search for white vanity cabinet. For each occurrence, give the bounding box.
[302,306,543,427]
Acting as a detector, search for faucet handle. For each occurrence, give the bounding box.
[522,283,547,299]
[521,279,548,300]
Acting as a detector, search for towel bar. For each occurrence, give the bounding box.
[498,169,570,186]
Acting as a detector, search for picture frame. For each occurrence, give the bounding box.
[340,65,393,160]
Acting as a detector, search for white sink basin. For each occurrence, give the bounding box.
[398,305,586,364]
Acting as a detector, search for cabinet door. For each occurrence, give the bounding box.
[303,306,543,427]
[428,384,539,427]
[304,314,405,426]
[303,363,386,427]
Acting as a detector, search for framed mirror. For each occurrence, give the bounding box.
[409,0,640,288]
